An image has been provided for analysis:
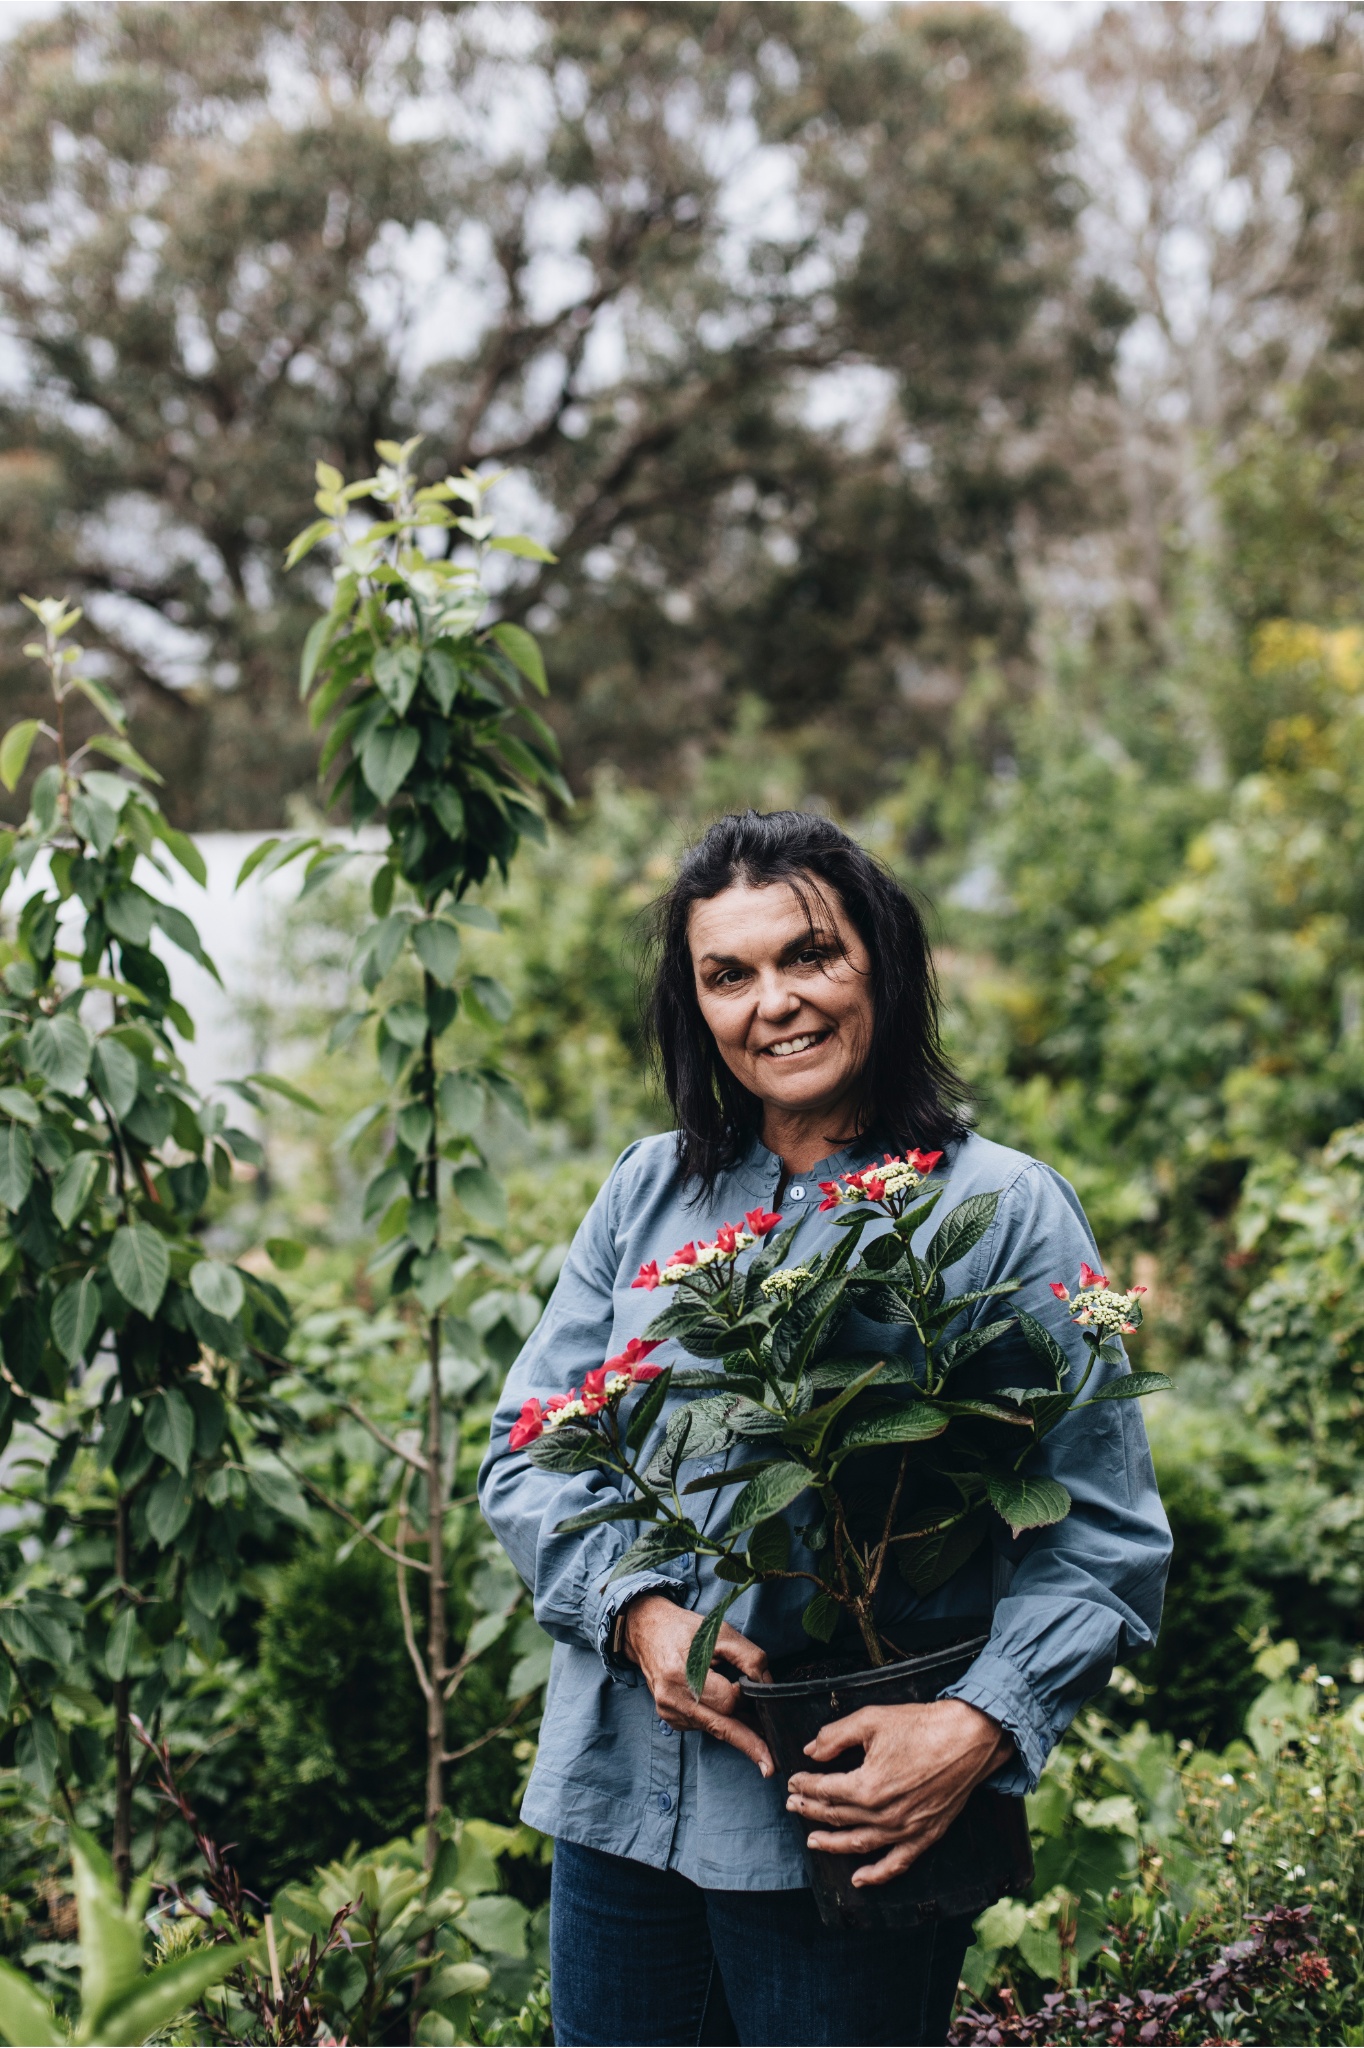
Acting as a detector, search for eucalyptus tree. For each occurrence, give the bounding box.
[251,438,563,1858]
[0,600,303,1896]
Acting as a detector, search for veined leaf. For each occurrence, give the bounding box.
[606,1525,695,1583]
[684,1587,742,1697]
[927,1191,1001,1274]
[986,1473,1072,1538]
[489,621,548,694]
[1084,1371,1173,1402]
[86,733,164,785]
[554,1497,652,1537]
[190,1260,245,1324]
[729,1459,813,1533]
[489,533,557,561]
[109,1224,170,1317]
[0,1123,33,1212]
[360,722,420,804]
[92,1038,139,1120]
[0,1086,39,1126]
[1016,1307,1072,1385]
[452,1164,507,1229]
[26,1012,92,1094]
[833,1403,948,1457]
[412,918,462,986]
[144,1384,196,1475]
[51,1273,101,1364]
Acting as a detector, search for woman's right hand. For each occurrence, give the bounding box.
[621,1594,775,1778]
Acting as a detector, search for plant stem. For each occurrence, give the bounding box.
[421,988,446,1870]
[112,1488,133,1900]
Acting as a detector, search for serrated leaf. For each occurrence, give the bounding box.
[833,1403,949,1457]
[190,1260,244,1323]
[109,1224,170,1317]
[144,1384,195,1475]
[986,1472,1072,1537]
[51,1272,101,1364]
[747,1516,790,1574]
[0,1123,32,1212]
[938,1318,1017,1373]
[729,1459,812,1533]
[606,1524,695,1583]
[1016,1307,1072,1384]
[0,719,41,792]
[52,1150,102,1227]
[554,1497,650,1536]
[625,1364,673,1450]
[1085,1371,1173,1402]
[927,1191,1001,1274]
[801,1590,841,1643]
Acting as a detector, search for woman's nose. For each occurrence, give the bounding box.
[754,972,800,1019]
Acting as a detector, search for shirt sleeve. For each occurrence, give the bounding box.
[477,1144,692,1678]
[938,1162,1172,1792]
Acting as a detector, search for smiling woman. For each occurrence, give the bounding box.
[478,810,1171,2048]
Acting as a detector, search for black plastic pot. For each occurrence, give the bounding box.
[739,1626,1033,1931]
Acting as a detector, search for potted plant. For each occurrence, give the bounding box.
[514,1151,1167,1927]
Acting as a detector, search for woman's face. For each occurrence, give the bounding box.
[687,878,874,1127]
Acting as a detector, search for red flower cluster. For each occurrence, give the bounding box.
[817,1149,944,1210]
[508,1337,665,1449]
[630,1207,783,1290]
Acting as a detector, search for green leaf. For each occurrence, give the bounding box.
[153,903,220,982]
[606,1525,695,1582]
[97,1940,251,2048]
[298,614,334,700]
[266,1237,307,1271]
[0,1124,33,1212]
[0,1958,62,2046]
[82,768,134,813]
[360,723,420,804]
[86,733,164,785]
[625,1364,673,1451]
[246,1459,311,1526]
[412,918,462,986]
[440,1070,485,1132]
[729,1459,813,1533]
[801,1590,841,1643]
[468,973,514,1025]
[104,1604,137,1683]
[447,900,501,932]
[489,622,548,694]
[747,1516,791,1574]
[554,1497,650,1536]
[109,1224,170,1317]
[104,885,156,948]
[244,1070,323,1113]
[145,1470,193,1543]
[52,1150,102,1227]
[1085,1371,1173,1402]
[412,1250,456,1314]
[26,1012,92,1094]
[190,1260,245,1323]
[92,1038,139,1120]
[684,1587,741,1697]
[0,720,41,792]
[938,1317,1017,1372]
[928,1191,1001,1274]
[833,1403,950,1457]
[51,1273,102,1364]
[452,1164,507,1229]
[374,643,422,715]
[284,515,335,569]
[986,1473,1072,1538]
[489,533,557,561]
[1016,1308,1072,1385]
[384,1000,428,1046]
[15,1714,57,1797]
[0,1087,38,1125]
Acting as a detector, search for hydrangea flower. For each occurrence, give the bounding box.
[818,1149,944,1211]
[1049,1263,1147,1336]
[508,1338,665,1448]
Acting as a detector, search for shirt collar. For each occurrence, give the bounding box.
[734,1126,889,1194]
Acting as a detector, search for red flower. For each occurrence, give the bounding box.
[817,1180,842,1211]
[509,1398,546,1450]
[604,1337,664,1375]
[545,1391,573,1412]
[1132,1284,1148,1296]
[582,1366,610,1411]
[862,1173,887,1202]
[632,1261,661,1291]
[1049,1281,1069,1300]
[1079,1261,1108,1290]
[907,1148,944,1175]
[716,1221,741,1254]
[631,1364,663,1381]
[744,1207,783,1235]
[670,1241,699,1267]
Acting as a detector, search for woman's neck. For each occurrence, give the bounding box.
[761,1100,864,1177]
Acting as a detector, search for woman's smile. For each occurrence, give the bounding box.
[758,1028,833,1059]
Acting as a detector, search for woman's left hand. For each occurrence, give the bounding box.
[784,1698,1013,1887]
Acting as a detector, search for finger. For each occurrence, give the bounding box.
[700,1669,742,1716]
[785,1787,882,1828]
[786,1767,872,1804]
[692,1704,775,1778]
[715,1622,771,1683]
[851,1840,926,1887]
[803,1708,878,1762]
[803,1826,898,1856]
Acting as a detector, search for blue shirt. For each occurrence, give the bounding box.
[478,1128,1171,1891]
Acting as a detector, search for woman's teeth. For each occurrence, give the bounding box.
[764,1032,825,1057]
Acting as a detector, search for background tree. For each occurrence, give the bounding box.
[0,0,1121,824]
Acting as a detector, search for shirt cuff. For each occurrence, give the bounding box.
[941,1647,1056,1795]
[594,1571,690,1684]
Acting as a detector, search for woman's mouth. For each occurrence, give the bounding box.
[759,1029,832,1059]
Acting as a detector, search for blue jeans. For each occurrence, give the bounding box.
[549,1839,973,2046]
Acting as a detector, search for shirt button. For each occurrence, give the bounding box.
[658,1720,673,1737]
[789,1184,806,1200]
[657,1791,673,1813]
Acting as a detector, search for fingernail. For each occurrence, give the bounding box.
[803,1741,816,1755]
[761,1764,772,1779]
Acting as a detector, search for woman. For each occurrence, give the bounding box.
[479,811,1170,2048]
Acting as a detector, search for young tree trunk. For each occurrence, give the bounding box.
[421,1000,448,1869]
[112,1491,133,1900]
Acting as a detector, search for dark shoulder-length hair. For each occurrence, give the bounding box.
[643,809,971,1195]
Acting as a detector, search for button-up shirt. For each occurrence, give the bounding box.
[478,1128,1171,1891]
